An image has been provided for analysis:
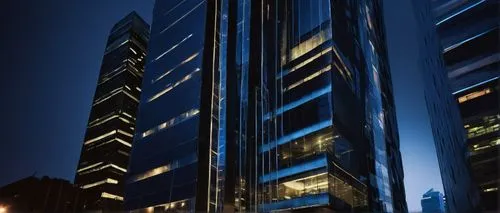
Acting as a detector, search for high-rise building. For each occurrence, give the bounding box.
[124,0,227,211]
[249,0,407,212]
[410,1,481,213]
[125,1,407,212]
[74,12,149,211]
[454,78,499,211]
[421,188,445,213]
[433,0,499,211]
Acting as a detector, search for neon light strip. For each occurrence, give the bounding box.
[452,76,499,94]
[260,120,332,153]
[444,28,496,52]
[163,0,189,16]
[159,0,205,34]
[436,0,485,26]
[259,157,327,183]
[153,34,193,62]
[265,85,331,120]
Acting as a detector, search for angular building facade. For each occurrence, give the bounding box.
[410,1,481,213]
[433,0,499,211]
[125,0,407,212]
[74,12,149,211]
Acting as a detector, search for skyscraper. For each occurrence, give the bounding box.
[125,1,407,212]
[124,0,227,211]
[421,188,445,213]
[433,0,499,211]
[249,0,407,212]
[410,1,481,213]
[74,12,149,211]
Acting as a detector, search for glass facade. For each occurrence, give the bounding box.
[421,189,445,213]
[125,0,229,212]
[74,12,149,211]
[411,1,482,213]
[434,0,499,211]
[245,1,407,212]
[125,1,407,212]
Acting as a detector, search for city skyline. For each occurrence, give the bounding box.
[0,0,492,212]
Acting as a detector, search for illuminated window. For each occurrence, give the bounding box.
[77,162,103,173]
[78,163,127,175]
[130,199,191,213]
[131,153,197,182]
[153,51,200,84]
[285,65,331,91]
[466,116,500,139]
[88,114,133,128]
[134,165,170,182]
[129,47,137,54]
[81,178,118,189]
[92,88,122,106]
[101,192,123,201]
[484,187,498,192]
[84,130,117,145]
[278,173,328,201]
[141,108,200,138]
[287,29,331,63]
[280,48,330,79]
[148,68,201,102]
[458,88,491,103]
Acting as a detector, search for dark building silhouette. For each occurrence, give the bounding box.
[410,1,481,213]
[125,0,407,212]
[455,78,499,211]
[433,0,499,211]
[0,176,93,213]
[421,188,445,213]
[74,11,149,211]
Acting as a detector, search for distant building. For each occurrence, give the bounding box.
[433,0,499,211]
[410,1,481,213]
[0,176,93,213]
[73,11,149,211]
[421,188,445,213]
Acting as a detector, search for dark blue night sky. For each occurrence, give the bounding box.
[0,0,442,211]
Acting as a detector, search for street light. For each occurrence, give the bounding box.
[0,206,7,213]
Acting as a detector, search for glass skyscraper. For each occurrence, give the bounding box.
[410,1,481,213]
[74,12,149,211]
[434,0,499,211]
[124,0,228,211]
[125,1,407,212]
[421,188,445,213]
